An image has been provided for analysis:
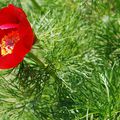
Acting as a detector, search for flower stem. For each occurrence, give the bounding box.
[28,52,61,82]
[28,52,62,102]
[28,52,45,69]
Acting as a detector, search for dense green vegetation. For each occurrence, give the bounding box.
[0,0,120,119]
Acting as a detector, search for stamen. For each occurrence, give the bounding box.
[0,31,20,56]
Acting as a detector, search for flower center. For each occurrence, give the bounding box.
[0,31,20,56]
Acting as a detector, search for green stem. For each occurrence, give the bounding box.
[28,52,61,82]
[29,52,62,105]
[28,52,45,69]
[29,52,62,101]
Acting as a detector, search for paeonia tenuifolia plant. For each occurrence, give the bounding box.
[0,4,34,69]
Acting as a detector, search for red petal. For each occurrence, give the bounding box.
[19,25,34,49]
[0,4,26,25]
[0,41,29,69]
[0,4,34,69]
[0,23,18,30]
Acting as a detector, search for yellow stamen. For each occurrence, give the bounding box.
[0,31,20,56]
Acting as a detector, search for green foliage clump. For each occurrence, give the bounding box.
[0,0,120,120]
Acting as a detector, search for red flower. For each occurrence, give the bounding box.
[0,4,34,69]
